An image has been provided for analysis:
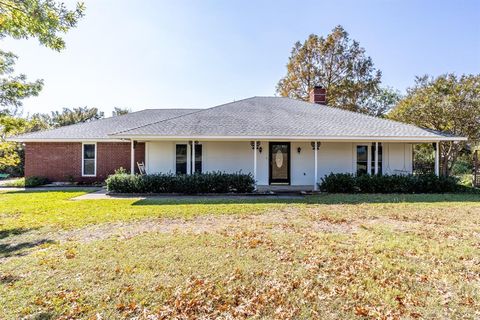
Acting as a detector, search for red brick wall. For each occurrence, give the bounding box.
[25,142,145,183]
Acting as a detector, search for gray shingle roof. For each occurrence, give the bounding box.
[112,97,461,140]
[11,97,464,141]
[12,109,199,140]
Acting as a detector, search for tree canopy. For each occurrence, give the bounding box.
[276,25,387,115]
[33,106,104,128]
[0,0,85,51]
[112,107,130,117]
[0,0,85,115]
[388,74,480,175]
[0,50,43,116]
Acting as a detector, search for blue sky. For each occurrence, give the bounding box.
[3,0,480,115]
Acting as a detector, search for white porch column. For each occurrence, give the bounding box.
[434,142,440,176]
[130,139,135,175]
[253,141,257,187]
[191,140,196,174]
[374,142,379,175]
[314,141,318,191]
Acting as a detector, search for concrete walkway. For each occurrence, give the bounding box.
[71,188,305,200]
[0,185,101,192]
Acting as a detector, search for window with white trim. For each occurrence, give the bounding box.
[175,144,187,175]
[356,145,368,176]
[82,143,96,176]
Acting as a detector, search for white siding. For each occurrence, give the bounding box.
[384,143,413,175]
[146,141,414,186]
[317,142,355,179]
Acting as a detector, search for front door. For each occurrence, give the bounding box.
[269,142,290,184]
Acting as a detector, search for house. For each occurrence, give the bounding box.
[10,87,466,190]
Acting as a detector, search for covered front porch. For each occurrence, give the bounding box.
[128,138,443,191]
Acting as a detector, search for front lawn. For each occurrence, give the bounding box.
[1,190,479,318]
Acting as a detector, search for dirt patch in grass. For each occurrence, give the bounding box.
[1,208,358,255]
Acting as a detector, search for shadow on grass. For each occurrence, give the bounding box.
[132,193,480,206]
[0,227,36,240]
[0,228,54,259]
[0,239,54,259]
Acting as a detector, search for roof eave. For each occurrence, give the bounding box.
[6,137,127,143]
[107,134,468,142]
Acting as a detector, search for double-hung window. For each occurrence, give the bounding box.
[192,144,202,174]
[176,144,188,174]
[175,143,203,175]
[82,143,96,176]
[356,145,368,176]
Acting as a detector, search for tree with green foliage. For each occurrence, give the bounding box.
[34,106,104,128]
[0,0,85,174]
[389,74,480,176]
[0,115,47,174]
[277,25,386,115]
[0,0,85,50]
[363,87,402,117]
[0,1,84,114]
[112,107,130,116]
[0,50,44,116]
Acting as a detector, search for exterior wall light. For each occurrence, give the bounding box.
[297,147,301,154]
[250,141,261,150]
[311,141,321,150]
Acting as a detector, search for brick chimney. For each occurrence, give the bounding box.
[309,86,327,105]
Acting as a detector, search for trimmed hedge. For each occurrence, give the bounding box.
[319,173,469,194]
[106,172,255,194]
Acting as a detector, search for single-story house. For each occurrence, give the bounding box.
[10,87,466,190]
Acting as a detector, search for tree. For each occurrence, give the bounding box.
[388,74,480,176]
[35,106,104,127]
[0,50,43,116]
[0,0,85,114]
[0,0,85,175]
[362,87,402,117]
[276,25,382,115]
[0,115,46,174]
[0,0,85,51]
[112,107,130,116]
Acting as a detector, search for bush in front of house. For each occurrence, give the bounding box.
[105,171,255,194]
[319,173,467,193]
[3,176,50,188]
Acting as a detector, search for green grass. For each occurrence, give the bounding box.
[1,190,479,318]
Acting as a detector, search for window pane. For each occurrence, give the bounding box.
[357,146,368,162]
[84,159,95,175]
[356,145,368,175]
[357,162,367,175]
[195,144,202,173]
[84,144,95,159]
[176,145,187,175]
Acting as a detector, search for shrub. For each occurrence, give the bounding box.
[3,176,49,188]
[320,173,468,194]
[106,172,255,194]
[318,173,356,193]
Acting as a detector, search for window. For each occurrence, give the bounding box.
[356,145,368,176]
[82,143,96,176]
[192,144,202,174]
[371,143,383,175]
[176,144,187,174]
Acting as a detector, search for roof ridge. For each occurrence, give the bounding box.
[278,96,450,136]
[110,96,256,136]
